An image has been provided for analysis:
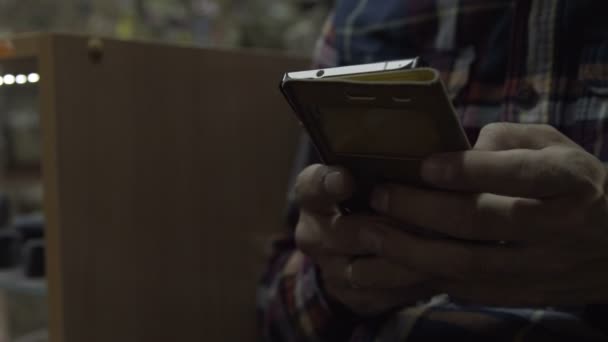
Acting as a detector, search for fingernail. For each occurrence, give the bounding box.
[370,187,389,212]
[324,171,345,196]
[359,228,384,254]
[421,157,451,184]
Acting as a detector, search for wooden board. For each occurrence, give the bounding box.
[32,33,307,341]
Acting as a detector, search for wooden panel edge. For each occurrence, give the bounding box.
[38,33,65,342]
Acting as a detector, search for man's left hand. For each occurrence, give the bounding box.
[361,123,608,306]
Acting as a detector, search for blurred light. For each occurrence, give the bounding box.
[15,74,27,84]
[3,74,14,85]
[27,73,40,83]
[0,73,39,86]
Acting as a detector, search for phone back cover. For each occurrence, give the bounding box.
[281,69,470,212]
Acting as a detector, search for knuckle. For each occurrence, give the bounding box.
[294,164,326,204]
[479,122,512,148]
[294,216,319,255]
[524,124,565,146]
[534,124,569,144]
[524,151,565,186]
[559,148,589,171]
[482,122,510,136]
[564,150,604,193]
[535,123,560,136]
[294,227,310,253]
[545,148,604,196]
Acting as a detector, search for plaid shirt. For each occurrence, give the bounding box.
[258,1,608,341]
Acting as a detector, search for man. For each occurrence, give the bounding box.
[259,1,608,340]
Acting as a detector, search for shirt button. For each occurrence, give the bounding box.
[515,83,540,110]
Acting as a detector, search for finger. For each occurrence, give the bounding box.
[322,255,426,290]
[370,184,545,241]
[294,210,329,256]
[474,123,577,151]
[440,254,605,307]
[351,257,425,289]
[296,213,386,256]
[358,225,535,279]
[420,147,599,198]
[323,214,393,254]
[294,164,354,215]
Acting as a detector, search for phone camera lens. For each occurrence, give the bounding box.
[316,70,325,77]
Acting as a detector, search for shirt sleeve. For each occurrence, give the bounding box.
[256,14,362,341]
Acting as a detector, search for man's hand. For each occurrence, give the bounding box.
[363,123,608,306]
[294,164,433,315]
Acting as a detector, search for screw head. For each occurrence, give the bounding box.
[87,38,104,64]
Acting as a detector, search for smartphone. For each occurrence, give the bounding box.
[281,58,470,213]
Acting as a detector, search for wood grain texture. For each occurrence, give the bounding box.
[33,33,307,341]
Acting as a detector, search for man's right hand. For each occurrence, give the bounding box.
[294,164,433,316]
